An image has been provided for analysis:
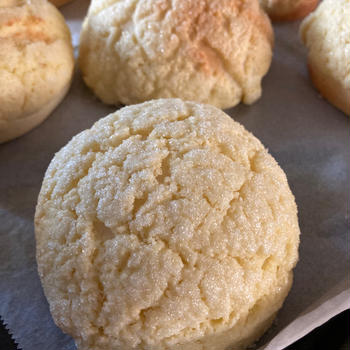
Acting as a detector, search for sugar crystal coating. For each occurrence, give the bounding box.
[79,0,273,109]
[35,99,300,350]
[0,0,74,142]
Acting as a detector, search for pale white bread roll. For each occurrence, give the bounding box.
[35,99,300,350]
[0,0,74,143]
[79,0,273,109]
[260,0,319,21]
[300,0,350,116]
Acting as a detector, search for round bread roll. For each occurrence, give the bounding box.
[260,0,319,21]
[300,0,350,116]
[35,99,300,350]
[0,0,74,144]
[79,0,273,109]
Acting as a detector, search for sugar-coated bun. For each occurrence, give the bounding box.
[260,0,319,21]
[35,99,300,350]
[0,0,74,143]
[300,0,350,116]
[79,0,273,109]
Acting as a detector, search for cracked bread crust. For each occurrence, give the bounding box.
[35,99,300,350]
[0,0,74,143]
[300,0,350,116]
[260,0,319,21]
[79,0,273,109]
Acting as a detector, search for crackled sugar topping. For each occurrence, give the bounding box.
[300,0,350,90]
[0,0,73,122]
[35,99,299,350]
[79,0,273,109]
